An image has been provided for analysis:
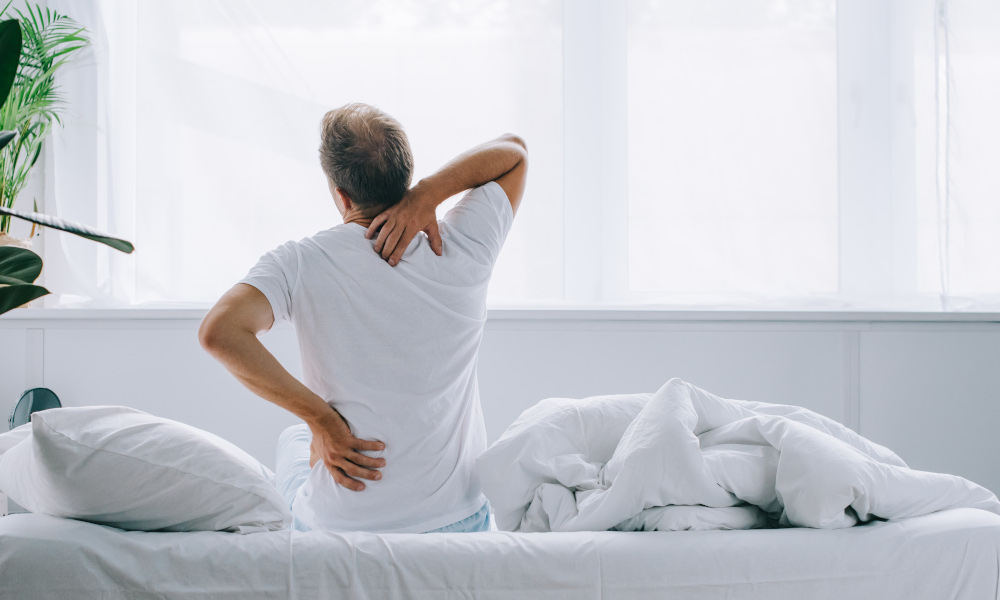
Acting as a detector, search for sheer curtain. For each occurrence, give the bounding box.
[42,0,135,306]
[44,0,1000,310]
[46,0,563,306]
[922,0,1000,308]
[626,0,838,304]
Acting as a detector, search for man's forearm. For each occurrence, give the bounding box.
[203,327,333,426]
[200,284,384,490]
[412,134,527,207]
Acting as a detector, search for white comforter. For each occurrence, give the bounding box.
[477,378,1000,532]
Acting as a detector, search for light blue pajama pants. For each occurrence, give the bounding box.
[275,424,491,533]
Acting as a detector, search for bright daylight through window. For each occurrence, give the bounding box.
[40,0,1000,310]
[132,0,564,305]
[627,0,837,303]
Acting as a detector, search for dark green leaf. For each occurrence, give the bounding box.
[0,274,31,284]
[0,19,20,108]
[0,282,48,315]
[0,245,42,282]
[0,206,134,254]
[0,128,14,150]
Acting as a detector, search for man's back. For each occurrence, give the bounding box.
[200,115,527,534]
[241,182,513,532]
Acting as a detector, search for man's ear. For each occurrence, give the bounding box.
[336,188,355,213]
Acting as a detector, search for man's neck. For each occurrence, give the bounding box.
[342,213,374,229]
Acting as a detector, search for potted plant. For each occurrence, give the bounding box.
[0,4,89,248]
[0,6,133,315]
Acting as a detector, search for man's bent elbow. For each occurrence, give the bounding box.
[198,314,225,354]
[500,133,527,152]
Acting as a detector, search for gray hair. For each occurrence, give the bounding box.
[319,103,414,213]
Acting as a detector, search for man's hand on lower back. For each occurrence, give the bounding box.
[366,185,443,267]
[308,408,386,491]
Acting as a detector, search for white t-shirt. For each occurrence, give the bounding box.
[240,182,513,533]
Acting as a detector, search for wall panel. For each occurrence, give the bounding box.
[2,311,997,501]
[478,327,847,444]
[42,326,303,468]
[861,331,1000,495]
[0,329,27,422]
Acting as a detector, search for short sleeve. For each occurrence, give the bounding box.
[238,240,300,324]
[441,181,514,266]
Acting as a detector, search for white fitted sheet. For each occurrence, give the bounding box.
[1,508,999,600]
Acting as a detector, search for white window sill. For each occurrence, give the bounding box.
[1,307,998,323]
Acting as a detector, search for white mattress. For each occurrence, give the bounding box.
[1,508,998,599]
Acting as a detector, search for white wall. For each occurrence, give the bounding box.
[1,310,998,497]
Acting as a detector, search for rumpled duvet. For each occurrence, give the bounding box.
[477,378,1000,532]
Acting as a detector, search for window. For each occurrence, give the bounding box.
[44,0,1000,310]
[132,0,564,304]
[626,0,838,300]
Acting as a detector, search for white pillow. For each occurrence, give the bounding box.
[0,406,291,533]
[0,423,32,455]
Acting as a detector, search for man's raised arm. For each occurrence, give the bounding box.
[367,133,528,266]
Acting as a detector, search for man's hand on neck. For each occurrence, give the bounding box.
[363,185,443,266]
[363,134,527,266]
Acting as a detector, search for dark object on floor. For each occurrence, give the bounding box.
[8,387,61,430]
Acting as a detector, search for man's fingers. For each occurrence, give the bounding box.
[350,451,386,469]
[340,460,382,482]
[381,224,406,262]
[330,466,366,491]
[354,438,385,453]
[374,218,395,254]
[424,221,443,256]
[366,214,388,240]
[388,228,416,266]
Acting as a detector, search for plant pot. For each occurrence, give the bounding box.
[0,232,32,249]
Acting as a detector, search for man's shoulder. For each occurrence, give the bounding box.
[439,182,513,263]
[288,225,360,252]
[463,181,507,207]
[258,227,348,269]
[280,224,384,275]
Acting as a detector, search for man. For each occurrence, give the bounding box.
[199,103,527,533]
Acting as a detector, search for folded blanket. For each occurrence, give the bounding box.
[477,378,1000,532]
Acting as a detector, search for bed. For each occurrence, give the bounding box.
[2,508,999,599]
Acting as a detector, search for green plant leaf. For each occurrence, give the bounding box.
[0,281,48,315]
[0,206,134,253]
[0,244,41,282]
[0,19,21,108]
[0,273,31,284]
[27,133,40,164]
[0,7,90,233]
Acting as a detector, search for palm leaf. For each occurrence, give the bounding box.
[0,206,134,253]
[0,5,89,233]
[27,134,41,165]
